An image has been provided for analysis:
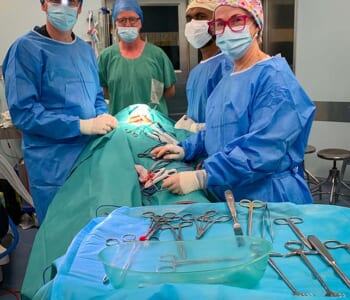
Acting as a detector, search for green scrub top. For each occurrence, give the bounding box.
[98,43,176,116]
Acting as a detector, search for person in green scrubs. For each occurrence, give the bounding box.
[98,0,177,116]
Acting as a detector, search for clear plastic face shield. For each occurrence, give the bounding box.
[46,0,81,7]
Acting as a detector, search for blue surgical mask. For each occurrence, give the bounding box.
[47,3,78,32]
[117,27,139,43]
[216,25,253,60]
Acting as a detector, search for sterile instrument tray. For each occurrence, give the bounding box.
[98,236,272,289]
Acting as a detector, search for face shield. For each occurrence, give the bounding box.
[45,0,81,7]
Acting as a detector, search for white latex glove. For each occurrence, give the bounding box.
[161,170,207,195]
[174,115,205,133]
[150,144,185,160]
[80,114,117,135]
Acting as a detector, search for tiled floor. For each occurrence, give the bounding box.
[0,181,349,299]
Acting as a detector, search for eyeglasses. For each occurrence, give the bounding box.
[116,17,140,26]
[208,14,252,35]
[47,0,81,7]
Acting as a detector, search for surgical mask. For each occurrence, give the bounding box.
[216,25,254,60]
[47,3,78,32]
[184,20,212,49]
[117,27,139,43]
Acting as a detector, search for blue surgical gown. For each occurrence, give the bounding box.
[181,56,316,204]
[186,52,233,123]
[2,28,108,223]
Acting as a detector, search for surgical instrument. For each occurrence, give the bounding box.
[195,210,231,239]
[308,235,350,289]
[274,216,312,249]
[224,190,244,240]
[161,220,193,258]
[285,240,344,298]
[262,203,274,242]
[323,240,350,252]
[103,234,137,285]
[157,254,244,272]
[139,211,180,241]
[239,199,265,236]
[139,211,185,240]
[268,253,312,297]
[143,167,177,189]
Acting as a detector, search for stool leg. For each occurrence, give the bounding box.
[329,173,337,205]
[304,168,320,186]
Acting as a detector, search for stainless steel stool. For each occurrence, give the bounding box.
[311,148,350,204]
[303,145,319,188]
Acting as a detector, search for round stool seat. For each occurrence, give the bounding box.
[317,148,350,161]
[305,145,316,154]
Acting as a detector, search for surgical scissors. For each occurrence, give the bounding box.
[195,210,231,239]
[323,240,350,252]
[285,240,344,298]
[273,216,313,249]
[239,199,265,236]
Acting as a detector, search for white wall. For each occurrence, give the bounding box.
[0,0,102,62]
[295,0,350,180]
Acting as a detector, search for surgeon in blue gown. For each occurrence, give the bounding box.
[175,0,232,133]
[2,0,117,224]
[152,0,316,204]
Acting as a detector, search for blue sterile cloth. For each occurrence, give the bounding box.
[33,203,350,300]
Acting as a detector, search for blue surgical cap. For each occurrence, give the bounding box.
[112,0,144,23]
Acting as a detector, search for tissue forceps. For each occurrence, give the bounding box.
[195,210,231,239]
[324,240,350,252]
[239,199,265,236]
[274,216,312,249]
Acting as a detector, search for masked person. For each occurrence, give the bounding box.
[151,0,316,204]
[98,0,177,116]
[2,0,117,224]
[175,0,232,133]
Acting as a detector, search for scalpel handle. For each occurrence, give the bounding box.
[224,190,238,223]
[308,235,350,288]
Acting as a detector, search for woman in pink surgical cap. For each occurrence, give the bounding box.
[152,0,316,205]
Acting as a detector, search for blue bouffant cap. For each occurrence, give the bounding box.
[112,0,144,23]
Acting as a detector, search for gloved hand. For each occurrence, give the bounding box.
[150,144,185,160]
[174,115,205,133]
[80,114,118,135]
[161,170,207,195]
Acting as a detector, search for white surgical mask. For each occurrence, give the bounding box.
[117,27,139,43]
[216,25,254,60]
[184,20,212,49]
[47,3,78,32]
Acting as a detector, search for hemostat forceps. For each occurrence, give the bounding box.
[195,210,231,239]
[161,220,193,258]
[274,216,312,249]
[239,199,265,236]
[143,167,177,189]
[323,240,350,252]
